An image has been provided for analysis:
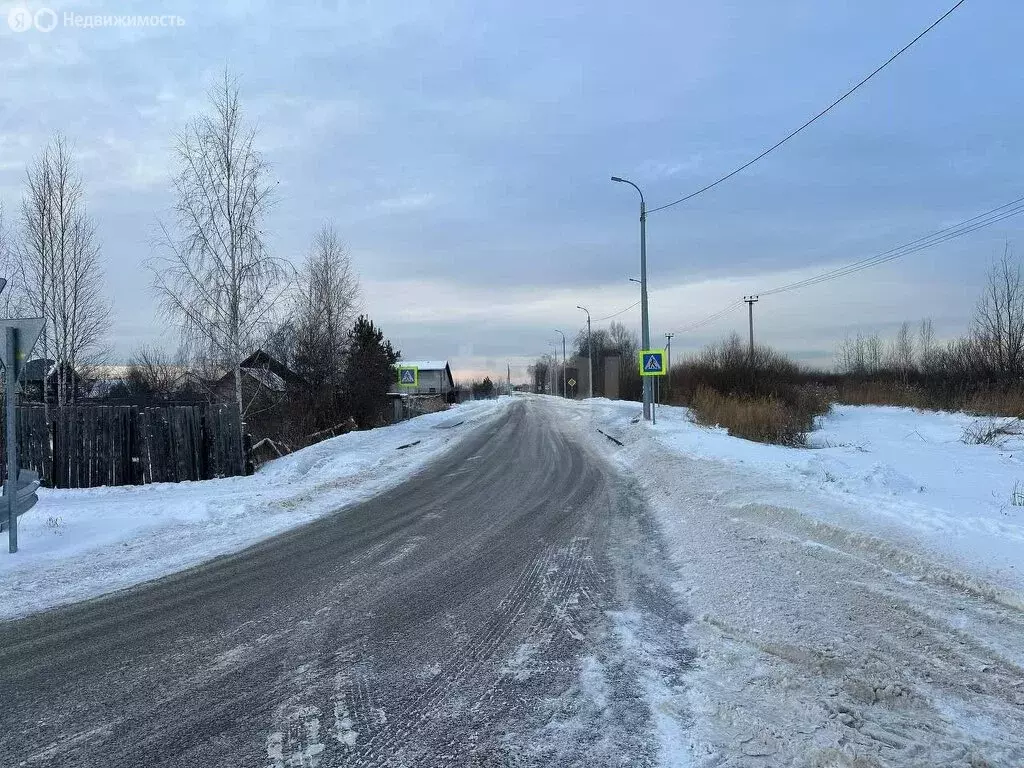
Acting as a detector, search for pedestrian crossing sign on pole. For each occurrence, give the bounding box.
[639,350,666,377]
[398,366,419,387]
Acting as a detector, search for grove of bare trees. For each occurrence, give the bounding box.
[16,134,110,409]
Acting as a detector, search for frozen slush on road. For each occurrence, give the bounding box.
[0,398,511,620]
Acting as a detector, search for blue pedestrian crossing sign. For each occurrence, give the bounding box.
[397,365,419,387]
[639,349,666,377]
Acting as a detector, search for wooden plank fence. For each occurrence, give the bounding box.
[1,403,247,488]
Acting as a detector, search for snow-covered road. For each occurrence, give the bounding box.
[0,398,512,619]
[4,394,1023,765]
[0,396,689,767]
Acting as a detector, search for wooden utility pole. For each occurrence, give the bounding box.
[743,296,759,363]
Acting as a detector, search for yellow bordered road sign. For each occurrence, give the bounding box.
[639,349,666,376]
[397,365,419,387]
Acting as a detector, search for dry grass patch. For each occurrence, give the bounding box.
[690,387,829,447]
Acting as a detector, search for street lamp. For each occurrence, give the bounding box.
[554,329,567,398]
[576,305,594,399]
[611,175,652,421]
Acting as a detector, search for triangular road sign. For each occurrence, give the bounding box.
[0,317,45,381]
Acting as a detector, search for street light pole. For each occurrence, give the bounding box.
[612,176,651,421]
[576,305,593,398]
[554,329,567,398]
[547,340,558,395]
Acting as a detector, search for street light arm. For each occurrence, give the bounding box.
[610,176,645,207]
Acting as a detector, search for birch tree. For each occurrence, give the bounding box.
[150,71,288,439]
[292,224,360,424]
[18,134,110,408]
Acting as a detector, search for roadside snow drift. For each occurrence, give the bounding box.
[552,396,1024,766]
[585,399,1024,594]
[0,398,511,620]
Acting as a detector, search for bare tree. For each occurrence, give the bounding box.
[971,244,1024,381]
[292,223,360,423]
[150,71,289,440]
[0,203,29,317]
[18,134,110,407]
[918,318,936,370]
[126,344,187,400]
[836,331,883,376]
[886,322,915,380]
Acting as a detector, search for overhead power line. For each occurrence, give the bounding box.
[674,300,745,334]
[760,196,1024,296]
[647,0,968,215]
[672,192,1024,333]
[595,301,641,322]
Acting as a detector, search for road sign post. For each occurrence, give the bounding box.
[0,470,40,535]
[0,317,46,553]
[4,326,19,552]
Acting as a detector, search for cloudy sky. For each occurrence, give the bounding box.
[0,0,1021,381]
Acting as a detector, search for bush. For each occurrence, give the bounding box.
[667,334,829,445]
[960,418,1021,446]
[690,386,828,447]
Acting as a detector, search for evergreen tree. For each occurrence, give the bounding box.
[342,315,399,428]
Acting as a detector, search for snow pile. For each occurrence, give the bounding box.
[0,398,511,620]
[581,398,1024,593]
[552,396,1024,765]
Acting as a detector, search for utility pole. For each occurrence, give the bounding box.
[744,295,759,364]
[577,306,593,398]
[665,332,674,396]
[554,329,567,398]
[507,361,511,396]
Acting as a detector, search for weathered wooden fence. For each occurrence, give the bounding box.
[0,403,246,488]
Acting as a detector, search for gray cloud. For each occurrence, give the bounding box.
[0,0,1021,382]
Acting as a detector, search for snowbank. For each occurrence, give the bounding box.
[550,396,1024,765]
[0,398,511,620]
[579,398,1024,594]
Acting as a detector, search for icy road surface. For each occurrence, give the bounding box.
[0,398,691,766]
[3,396,1022,766]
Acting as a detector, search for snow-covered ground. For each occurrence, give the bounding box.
[553,396,1024,766]
[596,399,1024,596]
[0,398,511,620]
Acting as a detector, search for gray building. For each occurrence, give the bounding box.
[390,360,455,397]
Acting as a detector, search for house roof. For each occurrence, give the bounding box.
[20,358,55,381]
[244,367,287,393]
[214,349,304,391]
[239,349,305,385]
[400,361,449,371]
